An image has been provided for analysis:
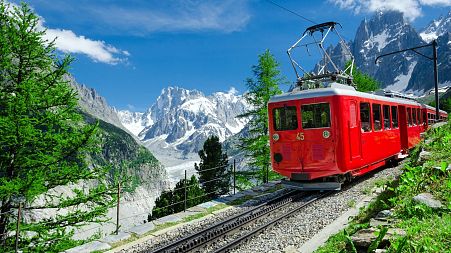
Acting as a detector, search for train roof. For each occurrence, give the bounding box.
[422,104,448,114]
[269,83,446,114]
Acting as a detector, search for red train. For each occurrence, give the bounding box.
[268,83,447,190]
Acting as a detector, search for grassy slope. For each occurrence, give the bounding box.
[315,121,451,253]
[83,112,164,190]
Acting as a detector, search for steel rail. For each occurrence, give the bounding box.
[212,191,334,253]
[145,189,302,253]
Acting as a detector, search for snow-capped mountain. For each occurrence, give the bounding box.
[322,10,450,94]
[118,86,249,160]
[406,32,451,93]
[352,11,423,91]
[420,11,451,43]
[117,110,149,136]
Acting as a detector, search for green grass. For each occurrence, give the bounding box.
[315,230,349,253]
[182,203,229,222]
[315,121,451,253]
[396,213,451,252]
[229,195,254,206]
[108,234,138,249]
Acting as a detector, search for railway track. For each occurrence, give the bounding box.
[211,191,333,253]
[146,190,332,253]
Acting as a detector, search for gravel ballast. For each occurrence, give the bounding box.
[232,165,402,253]
[114,165,402,253]
[115,187,292,253]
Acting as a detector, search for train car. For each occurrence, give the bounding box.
[422,104,448,127]
[268,83,447,190]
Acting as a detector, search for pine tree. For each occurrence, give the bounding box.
[430,97,451,114]
[149,190,173,220]
[0,2,115,252]
[148,175,205,221]
[345,61,379,92]
[195,136,229,198]
[238,50,283,184]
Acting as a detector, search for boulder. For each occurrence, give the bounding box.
[375,209,393,219]
[351,228,406,248]
[418,150,431,162]
[413,193,443,209]
[370,218,391,227]
[351,228,378,248]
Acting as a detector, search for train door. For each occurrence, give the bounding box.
[268,102,301,177]
[398,105,408,152]
[349,100,361,160]
[299,101,335,171]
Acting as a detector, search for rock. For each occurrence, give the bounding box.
[419,150,431,162]
[370,218,391,227]
[197,200,221,209]
[351,228,378,248]
[153,214,182,225]
[351,228,406,248]
[128,222,155,236]
[413,193,443,209]
[100,232,131,244]
[64,240,111,253]
[375,210,393,219]
[375,249,388,253]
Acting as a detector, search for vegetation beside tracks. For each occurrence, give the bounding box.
[315,120,451,253]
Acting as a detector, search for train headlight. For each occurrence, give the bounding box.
[274,153,283,163]
[272,133,279,141]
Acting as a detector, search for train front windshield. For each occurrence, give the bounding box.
[301,103,331,129]
[272,106,298,131]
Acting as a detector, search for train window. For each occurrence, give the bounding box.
[360,102,371,132]
[417,109,421,125]
[301,103,331,129]
[372,104,382,131]
[272,106,298,131]
[412,108,417,125]
[423,111,427,124]
[407,108,412,126]
[383,105,391,129]
[391,106,398,128]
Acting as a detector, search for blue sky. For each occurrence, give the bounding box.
[12,0,451,111]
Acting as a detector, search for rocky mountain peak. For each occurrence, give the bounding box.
[350,11,423,90]
[68,75,125,130]
[420,11,451,43]
[317,10,450,94]
[118,86,250,159]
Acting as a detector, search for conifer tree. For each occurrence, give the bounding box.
[148,175,205,220]
[345,61,379,92]
[195,136,229,198]
[0,2,114,252]
[238,50,283,183]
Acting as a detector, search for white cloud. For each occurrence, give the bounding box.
[4,0,128,65]
[80,0,251,35]
[330,0,450,21]
[419,0,451,5]
[43,28,128,64]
